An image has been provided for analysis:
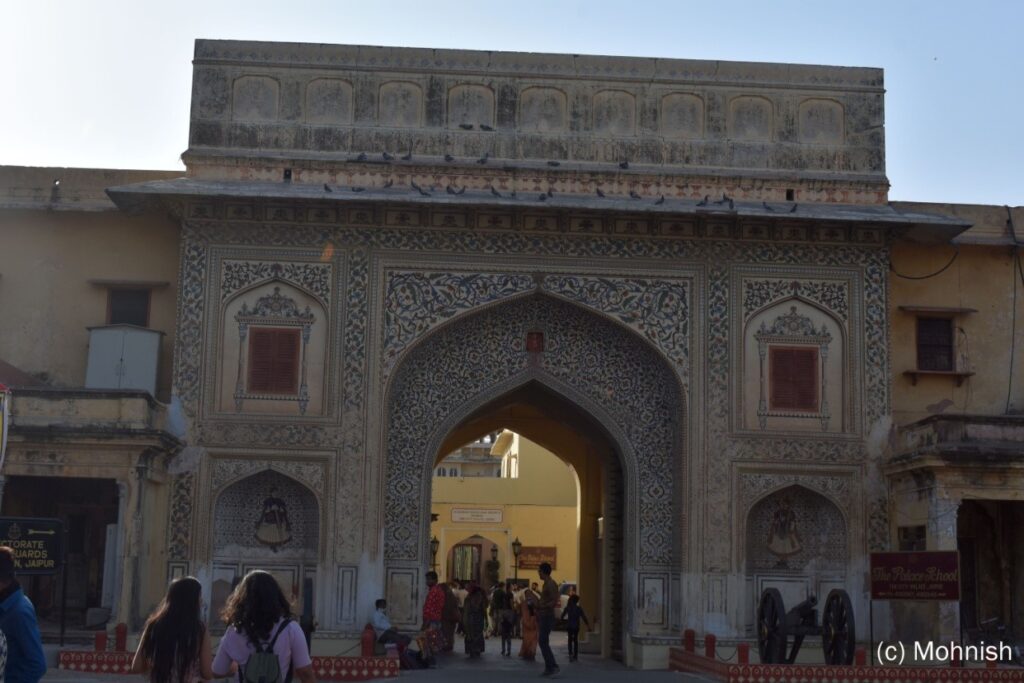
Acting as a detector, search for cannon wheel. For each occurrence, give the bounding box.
[757,588,787,664]
[822,589,856,665]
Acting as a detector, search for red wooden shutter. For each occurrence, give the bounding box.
[769,347,819,411]
[248,328,300,394]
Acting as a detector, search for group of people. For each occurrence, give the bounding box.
[0,541,590,683]
[403,562,589,677]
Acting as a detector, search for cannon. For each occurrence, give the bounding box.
[756,588,855,665]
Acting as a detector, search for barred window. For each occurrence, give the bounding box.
[917,317,954,371]
[248,327,300,394]
[769,347,819,412]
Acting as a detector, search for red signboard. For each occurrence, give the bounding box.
[870,551,959,601]
[517,546,557,570]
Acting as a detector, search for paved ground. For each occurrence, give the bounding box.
[42,632,708,682]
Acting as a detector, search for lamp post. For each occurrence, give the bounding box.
[512,536,522,584]
[430,535,440,572]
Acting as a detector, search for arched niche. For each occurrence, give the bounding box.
[744,485,848,628]
[798,98,845,144]
[305,78,353,125]
[232,75,279,122]
[660,93,704,139]
[208,469,321,629]
[728,95,773,141]
[379,81,423,128]
[217,280,328,416]
[447,84,495,129]
[741,298,846,433]
[593,90,636,136]
[519,87,567,133]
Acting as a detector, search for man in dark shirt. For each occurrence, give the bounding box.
[536,562,560,677]
[0,546,46,683]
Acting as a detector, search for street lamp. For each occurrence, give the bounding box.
[430,535,440,572]
[512,536,522,583]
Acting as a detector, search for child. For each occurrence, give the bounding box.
[563,594,590,662]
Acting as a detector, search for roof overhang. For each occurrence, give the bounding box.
[107,178,972,241]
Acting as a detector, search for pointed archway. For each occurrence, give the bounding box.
[381,293,685,659]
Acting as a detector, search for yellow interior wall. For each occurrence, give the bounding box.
[891,241,1024,423]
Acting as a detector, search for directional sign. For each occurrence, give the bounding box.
[0,517,65,575]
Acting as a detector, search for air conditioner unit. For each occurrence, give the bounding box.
[85,325,163,396]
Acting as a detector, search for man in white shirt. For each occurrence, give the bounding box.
[371,599,411,653]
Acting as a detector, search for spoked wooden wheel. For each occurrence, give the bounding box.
[822,589,856,665]
[757,588,787,664]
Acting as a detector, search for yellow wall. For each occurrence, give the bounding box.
[890,238,1024,424]
[0,167,180,400]
[431,434,579,584]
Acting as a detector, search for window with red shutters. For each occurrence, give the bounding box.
[769,346,819,412]
[248,327,300,394]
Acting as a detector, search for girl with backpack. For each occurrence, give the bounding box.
[212,570,316,683]
[131,576,213,683]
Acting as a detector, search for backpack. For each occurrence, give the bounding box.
[241,620,292,683]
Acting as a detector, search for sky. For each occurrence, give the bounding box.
[2,1,1021,205]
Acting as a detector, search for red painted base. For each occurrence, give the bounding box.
[670,647,1024,683]
[59,651,400,681]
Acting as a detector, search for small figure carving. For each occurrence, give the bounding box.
[766,498,802,567]
[255,488,292,552]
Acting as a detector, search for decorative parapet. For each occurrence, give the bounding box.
[186,40,887,195]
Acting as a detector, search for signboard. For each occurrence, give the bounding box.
[451,508,503,523]
[870,551,959,601]
[517,546,557,570]
[0,517,65,575]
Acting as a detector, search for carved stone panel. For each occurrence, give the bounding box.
[232,76,279,122]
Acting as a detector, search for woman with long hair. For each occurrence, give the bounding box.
[212,570,316,683]
[131,576,213,683]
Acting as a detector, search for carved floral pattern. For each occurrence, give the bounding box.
[210,458,326,494]
[382,272,536,376]
[222,260,332,302]
[743,278,849,321]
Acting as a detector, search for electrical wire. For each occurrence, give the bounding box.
[890,246,959,280]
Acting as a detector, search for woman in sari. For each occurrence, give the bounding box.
[518,585,539,661]
[461,582,488,658]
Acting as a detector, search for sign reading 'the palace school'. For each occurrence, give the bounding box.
[0,517,65,575]
[517,546,557,570]
[870,551,959,601]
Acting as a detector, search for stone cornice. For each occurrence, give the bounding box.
[194,40,884,92]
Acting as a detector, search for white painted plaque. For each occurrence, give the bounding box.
[451,508,503,523]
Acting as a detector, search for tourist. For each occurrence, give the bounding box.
[420,571,446,666]
[517,583,539,661]
[370,599,411,654]
[488,582,505,639]
[562,594,590,662]
[0,630,8,681]
[0,546,46,683]
[441,580,460,652]
[131,576,213,682]
[496,581,516,657]
[211,570,315,683]
[537,562,561,677]
[461,582,488,658]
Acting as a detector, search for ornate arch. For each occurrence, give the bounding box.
[383,293,684,572]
